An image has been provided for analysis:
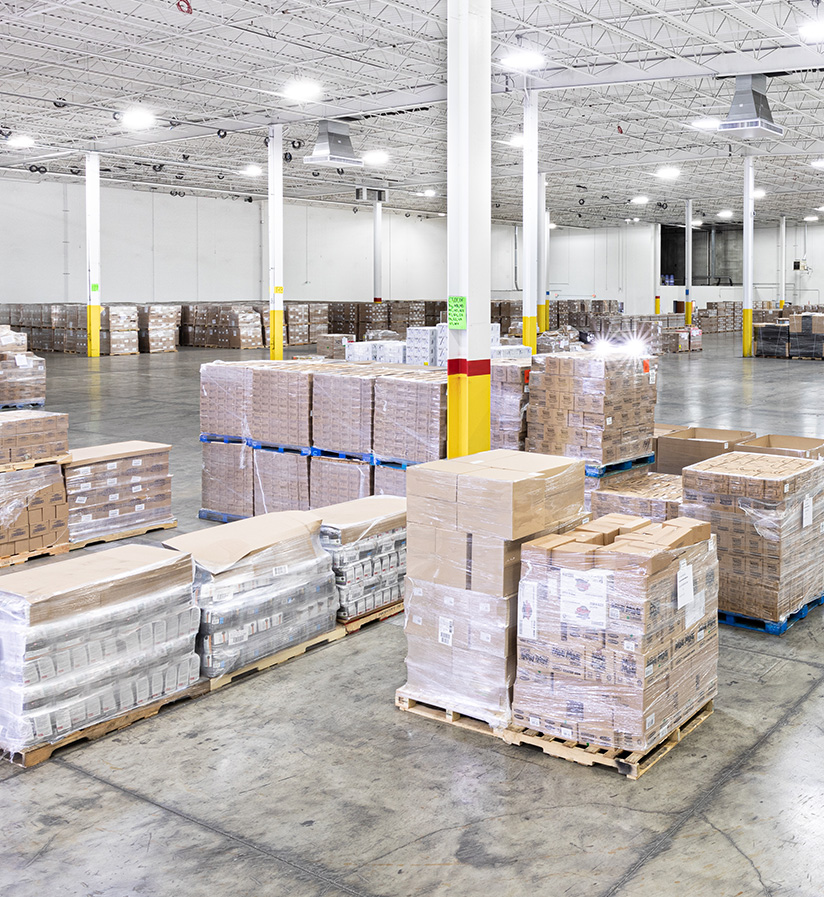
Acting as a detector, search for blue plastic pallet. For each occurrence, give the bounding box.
[311,447,375,463]
[585,454,655,479]
[718,594,824,635]
[0,401,45,410]
[248,440,312,456]
[372,456,421,470]
[198,509,249,523]
[200,433,244,444]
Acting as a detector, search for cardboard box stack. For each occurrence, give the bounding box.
[165,512,337,678]
[373,371,447,463]
[0,466,69,559]
[738,434,824,460]
[312,366,383,454]
[754,322,789,357]
[373,464,407,497]
[316,495,407,621]
[655,427,756,476]
[310,457,372,508]
[286,303,310,345]
[680,452,824,622]
[309,303,329,344]
[254,450,310,513]
[358,303,390,340]
[400,450,586,726]
[138,305,178,353]
[0,545,199,756]
[590,473,683,521]
[787,313,824,358]
[202,440,252,519]
[63,442,174,543]
[100,305,139,355]
[215,306,264,349]
[490,358,530,450]
[316,333,354,359]
[0,336,46,407]
[329,302,359,335]
[0,410,69,466]
[405,327,437,366]
[513,514,718,749]
[527,351,658,467]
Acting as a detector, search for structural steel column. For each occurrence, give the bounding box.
[779,215,786,309]
[537,175,548,332]
[85,152,101,358]
[743,156,754,357]
[653,223,661,313]
[446,0,491,457]
[268,123,284,360]
[685,199,693,326]
[373,199,383,302]
[521,89,538,352]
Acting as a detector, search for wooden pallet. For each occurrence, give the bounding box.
[342,600,404,634]
[68,519,178,551]
[2,680,209,768]
[395,690,714,781]
[0,540,71,569]
[205,625,347,692]
[0,452,71,474]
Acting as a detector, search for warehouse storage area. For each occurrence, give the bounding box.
[5,3,824,897]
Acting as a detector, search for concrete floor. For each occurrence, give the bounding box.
[3,335,824,897]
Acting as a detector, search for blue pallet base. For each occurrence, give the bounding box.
[373,457,421,470]
[198,509,249,523]
[585,454,655,479]
[311,447,375,463]
[248,441,312,456]
[718,594,824,635]
[200,433,244,444]
[0,401,45,410]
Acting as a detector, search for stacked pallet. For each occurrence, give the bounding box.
[101,306,139,355]
[138,305,178,353]
[0,327,46,407]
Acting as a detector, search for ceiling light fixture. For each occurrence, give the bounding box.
[121,107,156,130]
[717,209,734,219]
[423,189,437,198]
[804,215,819,222]
[438,212,445,217]
[691,117,721,130]
[633,217,640,222]
[282,80,323,103]
[548,222,558,230]
[752,188,766,199]
[655,166,680,180]
[799,20,824,43]
[691,219,703,227]
[500,49,546,71]
[6,134,34,149]
[508,133,525,148]
[811,159,824,169]
[362,150,389,166]
[241,164,263,177]
[630,196,649,205]
[815,206,824,211]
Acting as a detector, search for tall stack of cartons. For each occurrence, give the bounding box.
[0,545,200,759]
[680,452,824,622]
[590,473,683,521]
[527,351,657,467]
[329,302,359,335]
[400,450,585,726]
[309,303,329,344]
[372,371,447,463]
[358,303,390,339]
[405,327,437,366]
[215,306,264,349]
[138,305,177,353]
[0,328,45,407]
[490,358,530,450]
[788,313,824,358]
[101,305,139,356]
[316,333,354,358]
[513,515,718,750]
[286,303,310,345]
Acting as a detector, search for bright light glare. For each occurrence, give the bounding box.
[241,164,262,177]
[691,117,721,130]
[800,20,824,43]
[655,166,680,180]
[437,212,445,217]
[6,134,34,148]
[508,133,525,148]
[121,107,156,130]
[812,159,824,169]
[625,338,648,356]
[691,219,703,227]
[500,49,546,71]
[633,217,640,222]
[717,209,733,219]
[753,188,766,199]
[362,150,389,166]
[423,188,437,197]
[592,339,614,357]
[282,80,323,103]
[630,196,649,205]
[548,222,558,230]
[804,215,819,222]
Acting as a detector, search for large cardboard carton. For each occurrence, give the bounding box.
[655,427,756,475]
[737,434,824,461]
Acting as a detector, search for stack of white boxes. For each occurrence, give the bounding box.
[405,327,438,366]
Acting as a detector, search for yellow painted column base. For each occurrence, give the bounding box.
[447,370,491,458]
[743,307,753,357]
[87,304,101,358]
[537,303,547,333]
[779,300,785,310]
[270,308,284,360]
[522,315,537,354]
[654,296,661,315]
[685,301,693,326]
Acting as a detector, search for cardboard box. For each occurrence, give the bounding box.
[655,427,756,475]
[737,434,824,461]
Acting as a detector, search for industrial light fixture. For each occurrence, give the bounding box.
[548,222,558,229]
[438,212,445,217]
[499,49,545,71]
[691,117,721,130]
[655,166,680,180]
[6,134,34,148]
[752,188,766,199]
[633,217,640,222]
[241,164,263,177]
[812,159,824,169]
[630,196,649,205]
[282,79,323,103]
[717,209,734,218]
[508,133,525,148]
[121,107,156,130]
[624,218,632,223]
[362,149,389,166]
[804,215,819,222]
[815,206,824,211]
[423,189,437,197]
[691,219,703,227]
[799,20,824,42]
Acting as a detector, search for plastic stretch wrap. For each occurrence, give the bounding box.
[365,330,401,341]
[0,464,68,558]
[64,442,174,541]
[253,449,310,513]
[373,371,447,463]
[514,514,719,750]
[0,410,68,465]
[405,327,437,366]
[374,465,407,497]
[527,351,657,466]
[373,341,406,364]
[309,457,372,509]
[0,325,27,352]
[680,452,824,621]
[200,361,253,438]
[345,341,377,362]
[316,334,354,359]
[0,352,45,406]
[101,305,138,331]
[201,440,252,518]
[312,365,395,454]
[490,359,529,451]
[590,473,683,522]
[0,546,197,753]
[316,495,406,621]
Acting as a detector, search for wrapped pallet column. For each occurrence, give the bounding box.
[165,512,337,678]
[590,473,683,521]
[490,358,530,450]
[0,545,199,758]
[399,450,586,727]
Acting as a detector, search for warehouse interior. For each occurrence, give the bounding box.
[4,3,824,897]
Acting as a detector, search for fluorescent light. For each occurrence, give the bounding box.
[241,164,262,177]
[812,159,824,169]
[6,134,34,149]
[121,107,156,130]
[500,49,545,71]
[717,210,733,219]
[691,219,703,227]
[548,222,558,230]
[630,196,649,205]
[691,117,721,130]
[437,212,445,217]
[800,20,824,43]
[423,189,437,198]
[362,150,389,166]
[282,80,323,103]
[633,217,640,222]
[804,215,819,222]
[624,218,632,223]
[815,206,824,212]
[655,166,680,180]
[752,188,766,199]
[508,133,525,148]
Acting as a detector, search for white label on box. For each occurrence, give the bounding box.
[71,645,87,668]
[151,672,164,698]
[33,713,52,739]
[560,569,607,628]
[697,628,705,641]
[518,581,539,639]
[609,607,620,620]
[101,687,117,714]
[685,589,706,630]
[438,616,454,646]
[107,478,117,486]
[86,695,101,720]
[529,715,541,728]
[723,442,729,449]
[480,631,491,643]
[109,493,119,501]
[803,497,813,528]
[606,417,613,425]
[135,504,145,511]
[132,485,142,493]
[106,462,117,470]
[135,678,149,705]
[0,333,13,345]
[108,509,119,517]
[76,466,91,475]
[649,370,657,385]
[75,495,87,504]
[708,535,716,553]
[646,712,655,730]
[444,595,454,606]
[54,709,71,734]
[272,565,288,576]
[412,614,423,626]
[79,482,91,491]
[623,640,636,652]
[54,650,71,675]
[14,354,28,367]
[677,564,694,609]
[133,458,143,466]
[87,641,103,665]
[228,628,247,645]
[559,725,574,739]
[785,483,790,493]
[645,663,654,678]
[37,656,56,680]
[81,513,93,522]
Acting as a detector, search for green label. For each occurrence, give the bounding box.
[91,284,99,292]
[447,295,467,330]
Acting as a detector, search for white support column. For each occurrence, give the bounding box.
[537,174,547,333]
[685,199,693,325]
[446,0,491,457]
[779,215,787,309]
[653,223,661,314]
[268,123,284,360]
[521,88,538,352]
[373,199,383,302]
[743,155,754,356]
[85,151,101,358]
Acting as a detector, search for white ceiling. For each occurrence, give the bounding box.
[4,0,824,227]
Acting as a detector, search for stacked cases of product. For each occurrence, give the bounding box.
[591,473,683,522]
[694,301,743,334]
[0,327,45,407]
[754,313,824,359]
[316,495,407,621]
[400,449,586,727]
[0,545,200,757]
[514,514,718,750]
[165,512,337,678]
[490,359,530,450]
[138,305,179,353]
[680,452,824,622]
[100,306,139,356]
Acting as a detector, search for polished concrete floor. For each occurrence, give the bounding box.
[3,335,824,897]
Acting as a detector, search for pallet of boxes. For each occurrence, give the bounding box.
[100,305,139,356]
[0,326,46,408]
[396,449,719,779]
[138,305,178,353]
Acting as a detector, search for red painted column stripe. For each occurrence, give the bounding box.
[447,359,491,376]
